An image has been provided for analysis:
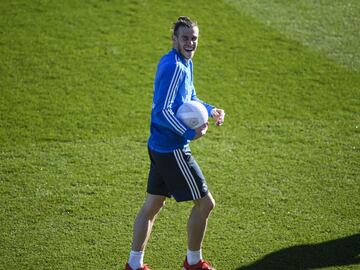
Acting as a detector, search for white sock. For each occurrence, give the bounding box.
[187,249,202,265]
[128,250,144,270]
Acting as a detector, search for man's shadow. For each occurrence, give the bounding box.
[235,233,360,270]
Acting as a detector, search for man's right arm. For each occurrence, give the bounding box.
[153,62,196,140]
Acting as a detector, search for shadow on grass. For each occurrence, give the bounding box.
[235,233,360,270]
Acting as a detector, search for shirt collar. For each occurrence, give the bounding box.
[172,48,190,66]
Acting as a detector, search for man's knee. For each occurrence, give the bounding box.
[142,194,166,217]
[196,193,215,215]
[204,194,215,212]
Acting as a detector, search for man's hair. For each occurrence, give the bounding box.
[172,16,198,37]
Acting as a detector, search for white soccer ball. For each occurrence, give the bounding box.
[176,100,208,129]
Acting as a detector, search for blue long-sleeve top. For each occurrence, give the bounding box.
[148,48,214,153]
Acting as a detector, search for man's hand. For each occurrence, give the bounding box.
[211,108,225,126]
[193,122,209,140]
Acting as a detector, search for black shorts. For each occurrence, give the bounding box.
[147,147,209,202]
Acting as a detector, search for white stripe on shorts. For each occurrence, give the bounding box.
[173,149,201,200]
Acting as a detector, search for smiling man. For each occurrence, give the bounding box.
[173,18,199,60]
[124,16,225,270]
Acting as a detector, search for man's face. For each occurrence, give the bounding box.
[173,26,199,60]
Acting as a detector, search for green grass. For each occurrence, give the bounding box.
[1,0,359,269]
[226,0,360,71]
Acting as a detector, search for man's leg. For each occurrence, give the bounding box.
[131,194,166,250]
[187,193,215,263]
[128,194,166,269]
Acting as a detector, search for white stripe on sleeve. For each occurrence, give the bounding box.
[162,59,187,134]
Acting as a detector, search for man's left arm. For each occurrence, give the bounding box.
[191,87,225,126]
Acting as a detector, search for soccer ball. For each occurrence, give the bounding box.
[176,100,208,129]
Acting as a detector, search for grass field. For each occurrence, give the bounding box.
[1,0,359,269]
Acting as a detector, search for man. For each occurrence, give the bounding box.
[125,16,225,270]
